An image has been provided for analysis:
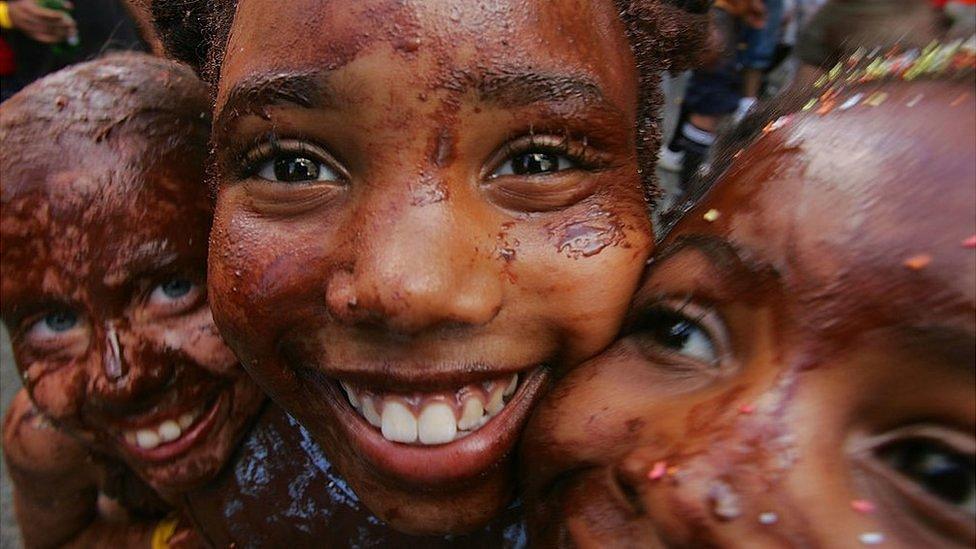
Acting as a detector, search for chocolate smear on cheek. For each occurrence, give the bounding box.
[548,205,627,259]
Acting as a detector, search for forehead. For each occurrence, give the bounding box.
[217,0,634,106]
[664,82,975,330]
[1,165,212,298]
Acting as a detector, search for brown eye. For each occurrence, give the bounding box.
[627,306,719,365]
[880,438,976,515]
[491,149,576,177]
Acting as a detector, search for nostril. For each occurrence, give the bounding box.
[103,325,125,380]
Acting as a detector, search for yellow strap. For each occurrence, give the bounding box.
[150,516,179,549]
[0,2,13,30]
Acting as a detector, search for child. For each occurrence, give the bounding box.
[144,0,707,535]
[521,41,976,547]
[0,53,265,546]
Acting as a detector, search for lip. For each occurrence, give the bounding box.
[116,389,227,463]
[306,365,550,488]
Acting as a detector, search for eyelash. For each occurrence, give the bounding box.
[237,135,347,181]
[485,131,608,176]
[234,130,607,180]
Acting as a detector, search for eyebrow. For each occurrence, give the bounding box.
[215,70,338,131]
[215,66,614,132]
[472,69,605,108]
[102,240,181,288]
[643,233,780,299]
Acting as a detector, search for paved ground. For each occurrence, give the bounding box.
[2,327,20,549]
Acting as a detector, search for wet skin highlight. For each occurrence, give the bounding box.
[207,0,653,534]
[521,79,976,547]
[0,53,265,540]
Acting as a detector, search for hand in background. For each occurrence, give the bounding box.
[7,0,76,44]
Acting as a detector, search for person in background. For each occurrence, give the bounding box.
[659,1,780,195]
[0,0,145,101]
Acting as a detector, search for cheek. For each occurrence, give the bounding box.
[513,205,651,364]
[209,196,333,358]
[25,361,88,422]
[145,308,241,376]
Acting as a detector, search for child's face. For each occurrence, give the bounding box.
[1,146,264,497]
[207,0,651,533]
[522,81,975,547]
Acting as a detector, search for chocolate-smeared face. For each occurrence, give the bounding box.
[1,142,264,498]
[209,0,651,533]
[522,81,976,547]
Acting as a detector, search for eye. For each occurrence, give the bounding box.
[148,277,201,309]
[629,306,720,365]
[879,438,975,515]
[32,310,79,336]
[491,150,576,177]
[244,139,346,184]
[257,155,341,183]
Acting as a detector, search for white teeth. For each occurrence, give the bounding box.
[343,372,525,445]
[486,386,505,415]
[158,420,182,442]
[136,429,160,449]
[504,374,518,397]
[342,382,360,408]
[361,395,382,427]
[458,397,485,430]
[381,401,418,443]
[418,403,457,445]
[178,412,195,430]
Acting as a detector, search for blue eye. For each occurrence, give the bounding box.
[257,155,341,183]
[149,278,199,307]
[160,278,192,299]
[43,311,78,332]
[491,150,576,177]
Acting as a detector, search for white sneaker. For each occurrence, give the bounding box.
[658,145,685,172]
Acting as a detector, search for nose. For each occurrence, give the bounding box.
[325,197,503,334]
[89,321,174,408]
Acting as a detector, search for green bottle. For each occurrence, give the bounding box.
[37,0,79,56]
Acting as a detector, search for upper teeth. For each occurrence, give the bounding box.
[124,407,202,450]
[341,374,519,446]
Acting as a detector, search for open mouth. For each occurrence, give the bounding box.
[115,390,226,462]
[303,365,550,487]
[340,373,521,445]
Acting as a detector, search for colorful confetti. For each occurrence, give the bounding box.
[647,461,668,481]
[850,499,876,514]
[739,404,755,414]
[865,92,889,107]
[758,512,778,525]
[963,235,976,248]
[905,93,924,107]
[950,92,969,106]
[903,254,933,270]
[703,209,721,222]
[839,93,864,110]
[859,532,885,545]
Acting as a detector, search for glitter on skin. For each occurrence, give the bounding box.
[703,209,721,222]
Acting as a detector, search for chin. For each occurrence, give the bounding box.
[273,365,551,534]
[111,376,263,496]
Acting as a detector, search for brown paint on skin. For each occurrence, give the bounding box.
[0,54,265,512]
[522,79,976,547]
[195,0,673,536]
